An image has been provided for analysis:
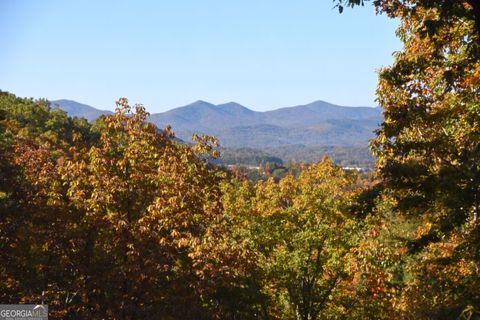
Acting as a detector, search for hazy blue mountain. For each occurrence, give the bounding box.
[149,100,265,132]
[51,99,112,122]
[51,99,382,148]
[211,118,380,148]
[263,100,381,126]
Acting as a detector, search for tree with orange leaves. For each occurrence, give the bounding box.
[335,0,480,316]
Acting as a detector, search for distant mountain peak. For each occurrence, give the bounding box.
[305,100,378,109]
[54,99,76,103]
[53,98,382,149]
[217,102,254,114]
[219,102,245,108]
[188,100,214,106]
[51,99,112,121]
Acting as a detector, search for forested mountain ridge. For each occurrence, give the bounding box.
[52,99,382,148]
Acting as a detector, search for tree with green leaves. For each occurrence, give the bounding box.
[244,159,358,320]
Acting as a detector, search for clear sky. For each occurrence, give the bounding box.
[0,0,400,112]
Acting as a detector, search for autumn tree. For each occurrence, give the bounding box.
[237,159,358,320]
[0,93,253,319]
[335,0,480,316]
[47,98,228,319]
[0,91,91,302]
[196,178,268,319]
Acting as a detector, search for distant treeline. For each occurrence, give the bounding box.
[211,145,375,169]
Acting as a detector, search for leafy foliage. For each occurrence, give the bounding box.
[2,1,480,316]
[335,0,480,317]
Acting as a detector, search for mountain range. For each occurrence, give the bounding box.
[52,99,113,122]
[51,99,383,149]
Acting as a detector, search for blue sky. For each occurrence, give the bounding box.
[0,0,400,112]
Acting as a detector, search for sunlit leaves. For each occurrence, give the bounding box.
[236,159,359,320]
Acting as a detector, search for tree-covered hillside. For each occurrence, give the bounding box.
[212,145,375,169]
[52,99,382,149]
